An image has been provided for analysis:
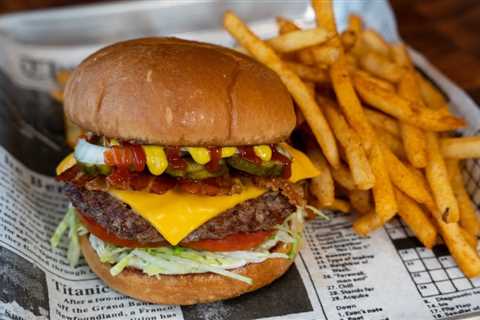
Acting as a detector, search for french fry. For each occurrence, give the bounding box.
[330,55,375,152]
[354,70,395,92]
[276,17,316,65]
[380,141,436,212]
[364,108,399,137]
[446,159,480,236]
[340,30,356,50]
[398,71,428,168]
[331,164,356,190]
[416,72,449,110]
[319,96,375,190]
[307,146,335,206]
[349,189,372,214]
[435,219,480,277]
[267,27,332,53]
[56,69,71,87]
[426,132,459,223]
[441,136,480,159]
[320,199,351,213]
[348,15,363,35]
[353,210,383,236]
[395,189,437,249]
[360,29,390,57]
[374,126,406,159]
[369,142,397,222]
[285,62,330,83]
[460,228,478,249]
[359,51,404,83]
[224,11,339,168]
[390,43,411,68]
[310,0,341,66]
[353,73,465,131]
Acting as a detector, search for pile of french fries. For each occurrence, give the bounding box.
[224,0,480,277]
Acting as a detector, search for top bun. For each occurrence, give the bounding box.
[64,37,295,146]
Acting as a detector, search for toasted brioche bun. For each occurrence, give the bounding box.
[65,37,295,146]
[80,235,293,305]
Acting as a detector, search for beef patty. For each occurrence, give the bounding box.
[65,183,295,245]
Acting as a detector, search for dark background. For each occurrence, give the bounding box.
[1,0,479,105]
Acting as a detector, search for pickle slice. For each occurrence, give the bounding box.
[226,156,283,176]
[165,160,228,179]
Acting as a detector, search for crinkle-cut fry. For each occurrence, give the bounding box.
[285,62,329,84]
[446,159,480,236]
[359,51,404,83]
[353,210,383,236]
[349,189,372,215]
[331,163,356,190]
[224,11,339,168]
[435,218,480,278]
[360,29,390,57]
[353,73,465,131]
[266,27,332,53]
[319,96,375,190]
[369,142,397,222]
[374,126,406,160]
[426,132,459,223]
[354,70,395,92]
[398,71,428,168]
[330,54,375,152]
[307,146,335,207]
[364,108,399,137]
[395,189,437,249]
[460,228,478,249]
[380,141,436,213]
[441,136,480,159]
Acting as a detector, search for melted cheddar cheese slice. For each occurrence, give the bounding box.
[56,144,320,245]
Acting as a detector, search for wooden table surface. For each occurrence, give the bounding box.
[1,0,479,103]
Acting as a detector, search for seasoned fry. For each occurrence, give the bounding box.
[364,108,399,137]
[460,228,478,249]
[416,72,448,110]
[319,199,351,213]
[426,132,459,223]
[354,70,395,92]
[340,30,356,50]
[369,142,397,222]
[224,11,339,167]
[319,96,375,190]
[276,17,316,65]
[311,44,341,65]
[330,55,375,152]
[311,0,340,65]
[353,73,465,131]
[267,27,332,53]
[435,219,480,277]
[395,189,437,249]
[331,163,356,190]
[307,146,335,206]
[380,141,436,212]
[390,43,412,68]
[56,69,71,87]
[360,29,390,57]
[374,126,406,159]
[398,71,428,168]
[442,136,480,159]
[285,62,329,83]
[353,211,383,236]
[359,51,404,83]
[348,15,363,35]
[446,159,480,236]
[349,189,372,214]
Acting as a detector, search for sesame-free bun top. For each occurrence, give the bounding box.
[64,37,295,146]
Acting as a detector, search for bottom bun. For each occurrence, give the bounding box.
[80,235,294,305]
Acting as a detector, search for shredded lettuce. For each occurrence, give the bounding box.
[52,204,329,283]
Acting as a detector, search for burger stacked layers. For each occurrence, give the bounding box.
[52,38,322,305]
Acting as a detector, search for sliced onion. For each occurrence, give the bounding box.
[74,139,108,165]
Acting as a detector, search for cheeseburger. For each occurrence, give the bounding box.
[51,37,322,305]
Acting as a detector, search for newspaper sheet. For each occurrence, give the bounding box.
[1,1,480,319]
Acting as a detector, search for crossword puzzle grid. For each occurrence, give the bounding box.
[384,218,480,298]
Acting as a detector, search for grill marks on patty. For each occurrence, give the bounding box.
[64,183,296,245]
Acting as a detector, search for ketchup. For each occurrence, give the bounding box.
[271,145,292,179]
[205,147,222,172]
[237,146,262,165]
[165,146,187,170]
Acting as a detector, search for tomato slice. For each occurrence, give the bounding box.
[77,211,273,251]
[182,231,273,252]
[77,211,160,248]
